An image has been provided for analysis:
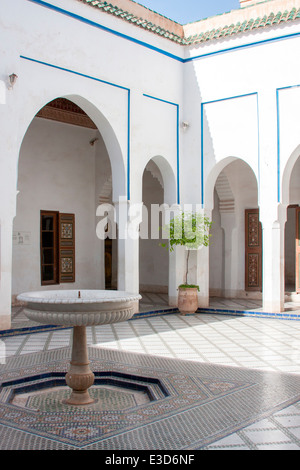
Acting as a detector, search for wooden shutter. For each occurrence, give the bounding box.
[59,213,75,283]
[105,238,112,289]
[245,209,262,291]
[40,211,59,285]
[296,208,300,293]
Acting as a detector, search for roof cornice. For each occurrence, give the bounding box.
[78,0,300,45]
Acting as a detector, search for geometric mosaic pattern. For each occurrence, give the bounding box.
[61,257,73,273]
[1,346,300,450]
[61,223,73,239]
[11,386,150,412]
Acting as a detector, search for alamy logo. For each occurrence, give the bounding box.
[95,200,209,242]
[0,340,5,365]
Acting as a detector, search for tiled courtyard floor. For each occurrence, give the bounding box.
[1,293,300,450]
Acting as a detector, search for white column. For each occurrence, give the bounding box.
[168,211,212,309]
[115,199,141,313]
[0,218,13,330]
[257,89,285,313]
[168,245,185,307]
[0,148,18,331]
[195,245,210,308]
[194,208,213,308]
[261,205,287,313]
[0,76,21,330]
[220,212,237,297]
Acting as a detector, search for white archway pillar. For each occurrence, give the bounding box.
[195,245,210,308]
[168,245,210,309]
[165,204,185,307]
[220,212,237,297]
[261,205,287,313]
[0,83,20,329]
[257,88,286,312]
[115,199,141,313]
[0,218,14,330]
[195,207,213,308]
[168,207,212,309]
[0,147,18,330]
[168,246,186,307]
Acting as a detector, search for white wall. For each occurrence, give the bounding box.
[183,20,300,213]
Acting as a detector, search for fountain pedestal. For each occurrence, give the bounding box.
[17,290,141,406]
[64,326,95,405]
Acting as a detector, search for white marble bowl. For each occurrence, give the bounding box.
[17,290,141,327]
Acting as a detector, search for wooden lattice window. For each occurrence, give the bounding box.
[40,211,75,285]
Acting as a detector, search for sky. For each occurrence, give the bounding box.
[135,0,241,24]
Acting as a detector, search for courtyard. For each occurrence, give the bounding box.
[1,0,300,453]
[0,294,300,450]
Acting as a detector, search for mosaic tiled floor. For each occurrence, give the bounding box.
[6,293,300,337]
[1,346,300,450]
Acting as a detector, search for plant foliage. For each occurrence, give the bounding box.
[160,211,212,252]
[160,211,212,288]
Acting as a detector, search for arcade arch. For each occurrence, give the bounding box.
[12,96,125,301]
[139,156,177,297]
[207,158,260,299]
[283,148,300,294]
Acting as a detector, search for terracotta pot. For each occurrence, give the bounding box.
[178,286,198,315]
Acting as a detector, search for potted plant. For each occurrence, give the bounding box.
[161,211,212,315]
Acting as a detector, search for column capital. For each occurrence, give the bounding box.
[259,202,288,228]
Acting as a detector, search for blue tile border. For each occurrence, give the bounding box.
[1,305,300,338]
[197,307,300,321]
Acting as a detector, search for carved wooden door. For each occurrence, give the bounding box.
[296,208,300,293]
[58,213,75,283]
[245,209,262,291]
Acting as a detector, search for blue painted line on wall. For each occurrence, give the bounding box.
[20,55,130,91]
[201,92,259,206]
[20,55,132,201]
[143,94,180,204]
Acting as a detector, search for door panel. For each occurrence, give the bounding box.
[40,211,59,285]
[245,209,262,291]
[59,213,75,283]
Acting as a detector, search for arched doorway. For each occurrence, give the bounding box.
[283,150,300,295]
[207,158,260,299]
[139,156,177,305]
[12,96,123,301]
[139,159,168,296]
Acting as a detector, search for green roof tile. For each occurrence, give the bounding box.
[78,1,300,46]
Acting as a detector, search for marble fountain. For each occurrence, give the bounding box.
[17,290,141,406]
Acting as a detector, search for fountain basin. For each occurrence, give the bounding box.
[17,290,141,327]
